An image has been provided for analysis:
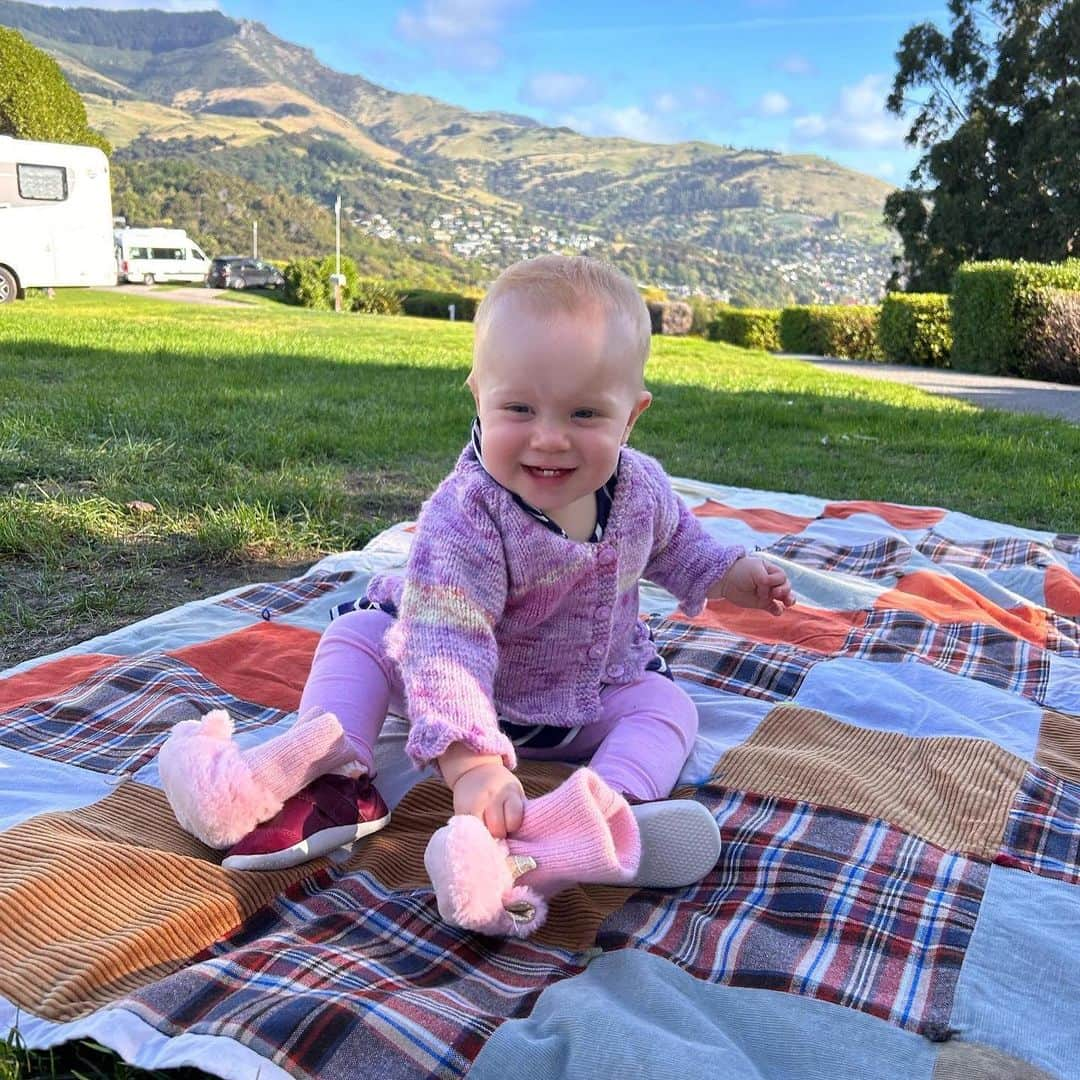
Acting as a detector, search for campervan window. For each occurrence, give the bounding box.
[150,248,185,260]
[17,163,67,202]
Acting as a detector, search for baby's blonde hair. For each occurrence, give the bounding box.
[473,255,652,379]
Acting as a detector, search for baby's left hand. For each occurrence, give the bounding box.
[714,556,795,616]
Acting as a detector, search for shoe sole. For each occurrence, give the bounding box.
[629,800,721,889]
[222,811,392,872]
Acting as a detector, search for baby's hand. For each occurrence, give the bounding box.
[438,742,525,839]
[715,556,795,616]
[451,760,525,839]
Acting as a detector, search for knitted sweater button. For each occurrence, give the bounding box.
[606,664,624,679]
[588,644,605,660]
[594,604,611,618]
[597,547,617,566]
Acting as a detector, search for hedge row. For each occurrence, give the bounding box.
[707,304,882,360]
[878,293,952,368]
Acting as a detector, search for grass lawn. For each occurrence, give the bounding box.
[2,288,1078,672]
[1,288,1079,1077]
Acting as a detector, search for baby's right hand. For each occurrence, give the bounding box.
[450,759,525,839]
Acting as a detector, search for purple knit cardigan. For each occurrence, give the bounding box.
[366,445,744,769]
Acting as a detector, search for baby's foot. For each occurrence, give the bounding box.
[627,799,720,888]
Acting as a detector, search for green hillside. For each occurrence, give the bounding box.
[0,0,900,303]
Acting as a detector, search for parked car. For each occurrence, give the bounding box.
[207,256,285,290]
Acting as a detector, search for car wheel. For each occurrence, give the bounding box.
[0,266,17,304]
[143,273,156,286]
[231,277,247,290]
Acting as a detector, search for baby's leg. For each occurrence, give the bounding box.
[588,673,699,801]
[299,607,405,775]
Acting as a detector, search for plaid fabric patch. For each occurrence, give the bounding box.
[996,766,1080,885]
[1047,613,1080,659]
[840,608,1051,702]
[218,570,357,617]
[597,788,987,1038]
[1054,533,1080,557]
[0,654,287,774]
[121,868,589,1080]
[766,535,913,580]
[918,532,1056,570]
[647,617,819,701]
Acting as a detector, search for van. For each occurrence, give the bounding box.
[114,227,210,285]
[0,136,115,303]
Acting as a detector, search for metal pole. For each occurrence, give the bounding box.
[253,220,258,259]
[334,194,342,313]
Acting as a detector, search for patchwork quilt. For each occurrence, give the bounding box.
[1,476,1078,1079]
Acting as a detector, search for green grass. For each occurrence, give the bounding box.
[2,287,1078,672]
[1,288,1079,1076]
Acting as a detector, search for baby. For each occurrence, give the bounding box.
[160,255,794,929]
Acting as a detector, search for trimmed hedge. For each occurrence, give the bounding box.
[707,308,781,352]
[400,289,478,321]
[647,301,692,336]
[877,293,952,367]
[778,305,883,360]
[950,259,1080,375]
[1027,289,1080,384]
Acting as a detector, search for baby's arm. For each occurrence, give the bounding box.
[706,555,794,615]
[439,742,524,839]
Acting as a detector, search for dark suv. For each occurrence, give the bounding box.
[207,256,285,291]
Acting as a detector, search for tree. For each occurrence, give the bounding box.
[0,27,110,152]
[884,0,1079,291]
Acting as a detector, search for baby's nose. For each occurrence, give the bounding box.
[531,421,571,449]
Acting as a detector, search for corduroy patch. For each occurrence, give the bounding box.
[711,704,1028,859]
[1035,709,1080,784]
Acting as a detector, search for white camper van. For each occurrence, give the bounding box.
[0,136,116,303]
[114,227,209,285]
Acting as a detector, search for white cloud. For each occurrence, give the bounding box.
[791,74,907,150]
[653,91,680,114]
[757,91,790,117]
[558,104,679,143]
[520,72,602,108]
[395,0,526,71]
[875,160,897,178]
[777,52,816,76]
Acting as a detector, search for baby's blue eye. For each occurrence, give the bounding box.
[573,409,598,419]
[505,404,531,414]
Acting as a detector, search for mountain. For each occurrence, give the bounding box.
[0,0,900,304]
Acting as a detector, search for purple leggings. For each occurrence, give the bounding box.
[299,609,699,801]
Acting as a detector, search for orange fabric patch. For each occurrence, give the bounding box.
[876,571,1049,649]
[1045,564,1080,617]
[823,501,946,529]
[674,599,866,654]
[693,500,815,535]
[0,654,117,712]
[169,622,320,713]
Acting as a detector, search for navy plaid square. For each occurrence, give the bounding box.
[765,535,913,580]
[997,766,1080,885]
[917,532,1055,570]
[219,570,357,617]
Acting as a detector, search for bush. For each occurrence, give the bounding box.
[707,308,781,352]
[647,301,692,336]
[779,305,883,360]
[283,257,330,309]
[877,293,952,367]
[687,296,724,337]
[951,259,1080,375]
[400,289,478,321]
[352,278,403,315]
[1026,289,1080,384]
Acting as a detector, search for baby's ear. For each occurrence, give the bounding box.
[622,390,652,442]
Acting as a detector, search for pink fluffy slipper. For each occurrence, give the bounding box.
[157,707,355,849]
[424,814,547,938]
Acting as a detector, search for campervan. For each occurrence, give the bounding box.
[114,227,209,285]
[0,136,116,303]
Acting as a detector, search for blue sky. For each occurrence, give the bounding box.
[42,0,954,184]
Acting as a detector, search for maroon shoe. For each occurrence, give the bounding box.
[222,773,391,871]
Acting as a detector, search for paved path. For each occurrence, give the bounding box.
[788,355,1080,424]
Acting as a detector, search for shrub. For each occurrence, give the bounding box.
[647,301,692,336]
[951,259,1080,375]
[779,305,883,360]
[639,286,668,304]
[687,296,724,337]
[352,278,403,315]
[283,258,329,309]
[707,308,781,352]
[400,289,478,321]
[877,293,952,367]
[1026,289,1080,384]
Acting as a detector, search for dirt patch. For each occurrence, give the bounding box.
[1,556,311,671]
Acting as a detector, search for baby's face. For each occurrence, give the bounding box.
[469,298,651,516]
